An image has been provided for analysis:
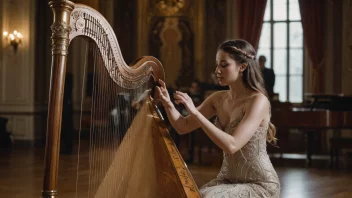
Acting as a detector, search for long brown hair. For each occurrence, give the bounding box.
[218,39,277,144]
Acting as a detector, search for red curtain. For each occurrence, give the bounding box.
[299,0,325,92]
[238,0,267,50]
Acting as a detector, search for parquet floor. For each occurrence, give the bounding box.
[0,146,351,198]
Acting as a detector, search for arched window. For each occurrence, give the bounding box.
[257,0,304,102]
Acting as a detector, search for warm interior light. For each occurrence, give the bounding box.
[9,34,15,40]
[3,30,22,52]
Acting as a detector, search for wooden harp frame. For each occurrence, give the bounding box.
[42,1,200,198]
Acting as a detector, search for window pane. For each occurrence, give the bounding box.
[290,22,303,48]
[274,75,287,101]
[274,23,287,48]
[289,76,303,102]
[289,0,301,20]
[258,23,271,48]
[273,0,287,21]
[290,49,303,74]
[273,49,287,75]
[257,48,271,69]
[264,0,271,21]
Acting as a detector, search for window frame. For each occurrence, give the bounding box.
[260,0,305,102]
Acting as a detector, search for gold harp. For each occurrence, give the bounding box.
[42,1,200,197]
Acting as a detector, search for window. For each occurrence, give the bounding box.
[257,0,303,102]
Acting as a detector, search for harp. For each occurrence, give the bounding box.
[41,1,200,197]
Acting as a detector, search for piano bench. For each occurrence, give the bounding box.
[329,137,352,168]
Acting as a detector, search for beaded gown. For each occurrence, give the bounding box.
[199,96,280,198]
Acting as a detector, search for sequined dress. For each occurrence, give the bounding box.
[199,111,280,198]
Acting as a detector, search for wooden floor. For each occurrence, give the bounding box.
[0,146,351,198]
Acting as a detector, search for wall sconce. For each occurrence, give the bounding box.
[3,30,23,52]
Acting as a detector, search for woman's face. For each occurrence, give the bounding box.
[215,50,241,86]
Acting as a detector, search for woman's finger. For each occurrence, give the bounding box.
[158,79,166,89]
[176,91,191,100]
[156,87,167,100]
[173,94,186,102]
[175,98,185,105]
[156,86,163,96]
[174,92,189,101]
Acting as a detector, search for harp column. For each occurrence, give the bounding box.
[42,1,74,198]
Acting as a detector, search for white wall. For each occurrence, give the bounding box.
[0,0,39,142]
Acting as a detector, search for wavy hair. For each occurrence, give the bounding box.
[218,39,277,144]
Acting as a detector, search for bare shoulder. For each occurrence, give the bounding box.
[196,90,227,119]
[206,90,228,104]
[208,90,228,99]
[245,93,270,115]
[199,90,227,110]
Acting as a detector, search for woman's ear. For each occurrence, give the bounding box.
[240,63,248,72]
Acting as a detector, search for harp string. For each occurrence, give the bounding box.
[75,40,89,198]
[72,39,151,197]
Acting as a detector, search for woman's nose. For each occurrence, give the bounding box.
[215,67,221,74]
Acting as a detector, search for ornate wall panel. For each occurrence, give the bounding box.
[343,0,352,95]
[0,0,40,141]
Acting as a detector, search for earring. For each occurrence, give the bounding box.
[240,72,243,77]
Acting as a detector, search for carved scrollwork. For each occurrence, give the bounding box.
[71,11,86,31]
[76,18,85,30]
[68,5,163,89]
[72,10,80,20]
[51,22,72,38]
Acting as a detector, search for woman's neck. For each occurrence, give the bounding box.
[228,79,253,100]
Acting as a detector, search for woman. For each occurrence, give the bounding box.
[156,39,280,197]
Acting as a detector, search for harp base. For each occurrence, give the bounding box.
[41,190,57,198]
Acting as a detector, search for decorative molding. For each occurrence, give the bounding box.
[154,0,187,16]
[345,1,352,72]
[50,21,71,55]
[51,21,72,37]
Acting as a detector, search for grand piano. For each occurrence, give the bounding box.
[271,93,352,167]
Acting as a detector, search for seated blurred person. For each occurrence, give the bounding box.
[188,79,204,106]
[259,55,275,99]
[200,73,228,91]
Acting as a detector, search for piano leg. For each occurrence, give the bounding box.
[306,132,314,167]
[330,146,334,168]
[335,148,339,168]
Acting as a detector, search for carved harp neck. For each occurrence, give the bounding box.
[69,4,164,89]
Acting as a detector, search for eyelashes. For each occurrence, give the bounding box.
[216,64,228,68]
[215,63,229,67]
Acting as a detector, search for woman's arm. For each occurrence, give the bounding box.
[176,91,269,154]
[156,80,220,134]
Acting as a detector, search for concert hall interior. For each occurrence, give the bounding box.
[1,0,352,197]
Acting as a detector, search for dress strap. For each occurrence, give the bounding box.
[216,91,228,110]
[241,93,261,107]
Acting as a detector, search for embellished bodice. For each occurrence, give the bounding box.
[214,112,279,187]
[200,92,280,197]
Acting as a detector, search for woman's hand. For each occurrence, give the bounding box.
[155,79,172,108]
[174,91,198,116]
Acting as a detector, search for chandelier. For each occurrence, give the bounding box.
[155,0,185,16]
